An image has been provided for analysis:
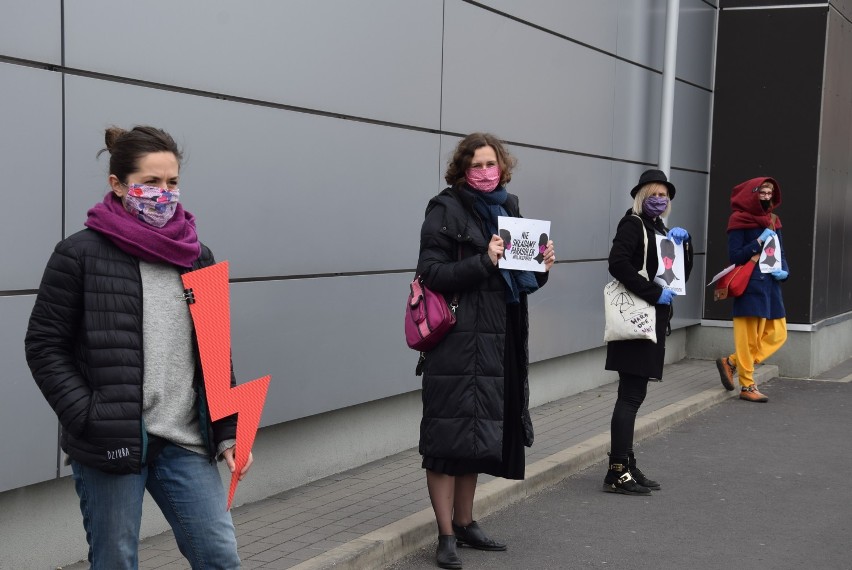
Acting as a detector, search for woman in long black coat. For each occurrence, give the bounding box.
[417,133,554,568]
[603,169,693,495]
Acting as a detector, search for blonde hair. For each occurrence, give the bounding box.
[632,182,672,217]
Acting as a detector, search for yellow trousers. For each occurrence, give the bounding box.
[729,317,787,387]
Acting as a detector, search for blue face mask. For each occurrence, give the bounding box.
[642,196,669,218]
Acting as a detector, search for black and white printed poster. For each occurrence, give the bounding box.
[497,216,551,273]
[653,235,686,296]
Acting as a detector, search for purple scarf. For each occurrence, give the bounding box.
[85,192,201,268]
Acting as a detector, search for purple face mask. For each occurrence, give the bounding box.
[123,184,180,227]
[642,196,669,218]
[466,165,501,192]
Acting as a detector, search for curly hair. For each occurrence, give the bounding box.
[444,132,517,187]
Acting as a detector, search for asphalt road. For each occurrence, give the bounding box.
[385,378,852,570]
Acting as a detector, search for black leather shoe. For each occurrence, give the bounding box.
[629,465,661,490]
[452,520,507,551]
[436,535,462,569]
[628,452,661,490]
[603,459,651,495]
[602,471,652,495]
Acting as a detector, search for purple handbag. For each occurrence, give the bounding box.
[405,277,459,352]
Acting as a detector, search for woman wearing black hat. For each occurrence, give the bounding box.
[603,169,693,494]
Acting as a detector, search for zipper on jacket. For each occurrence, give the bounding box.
[135,258,148,471]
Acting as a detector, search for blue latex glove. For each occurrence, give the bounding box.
[657,288,677,305]
[758,228,776,243]
[772,269,788,280]
[666,227,689,245]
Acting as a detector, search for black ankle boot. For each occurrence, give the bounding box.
[436,535,462,569]
[603,456,651,495]
[452,520,507,551]
[628,452,661,490]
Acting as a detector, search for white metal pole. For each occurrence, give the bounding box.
[658,0,680,176]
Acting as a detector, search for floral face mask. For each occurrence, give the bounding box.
[123,184,180,227]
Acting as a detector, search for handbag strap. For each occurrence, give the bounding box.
[631,214,650,280]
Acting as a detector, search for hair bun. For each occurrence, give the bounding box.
[104,126,127,153]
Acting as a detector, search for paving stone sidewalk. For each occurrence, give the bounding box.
[62,357,777,570]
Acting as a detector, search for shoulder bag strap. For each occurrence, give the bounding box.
[631,214,650,280]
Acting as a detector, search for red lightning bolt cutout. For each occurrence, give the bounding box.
[181,261,270,510]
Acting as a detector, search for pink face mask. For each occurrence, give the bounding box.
[466,165,501,192]
[123,184,180,228]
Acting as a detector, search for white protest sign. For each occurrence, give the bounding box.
[759,234,782,273]
[497,216,551,273]
[707,264,735,287]
[653,235,686,296]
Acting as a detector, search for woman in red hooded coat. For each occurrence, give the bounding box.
[715,177,789,402]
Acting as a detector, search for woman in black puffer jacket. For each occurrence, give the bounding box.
[25,126,246,569]
[416,133,554,569]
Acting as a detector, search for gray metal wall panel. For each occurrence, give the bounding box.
[0,64,63,291]
[814,10,852,319]
[506,147,614,262]
[478,1,618,53]
[609,162,652,238]
[229,274,419,425]
[0,0,61,63]
[0,296,59,493]
[675,0,717,90]
[63,0,444,128]
[63,76,439,278]
[832,0,852,21]
[616,0,666,70]
[529,262,610,361]
[667,171,709,253]
[671,82,713,171]
[612,61,662,165]
[442,0,616,156]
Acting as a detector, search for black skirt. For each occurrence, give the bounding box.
[422,303,526,480]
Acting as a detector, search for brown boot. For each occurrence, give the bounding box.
[716,357,736,391]
[740,385,768,402]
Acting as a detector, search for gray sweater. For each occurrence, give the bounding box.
[139,261,207,455]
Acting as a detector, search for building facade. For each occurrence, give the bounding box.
[5,1,848,568]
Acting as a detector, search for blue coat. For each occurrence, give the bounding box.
[729,227,788,319]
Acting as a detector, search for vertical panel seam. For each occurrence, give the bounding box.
[439,0,446,180]
[59,0,66,479]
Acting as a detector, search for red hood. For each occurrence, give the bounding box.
[727,176,782,232]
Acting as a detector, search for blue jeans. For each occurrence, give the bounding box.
[71,443,240,569]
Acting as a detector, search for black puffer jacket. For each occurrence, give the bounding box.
[417,187,546,461]
[25,229,236,474]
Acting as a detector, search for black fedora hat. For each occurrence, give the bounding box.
[630,169,676,199]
